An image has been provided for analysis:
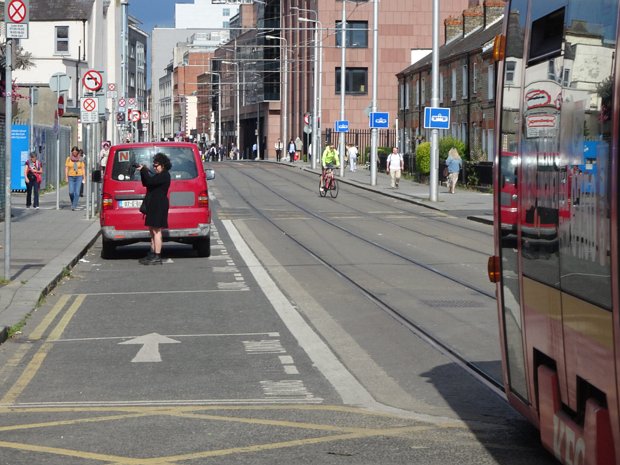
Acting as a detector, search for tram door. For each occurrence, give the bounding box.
[498,0,530,401]
[500,0,617,409]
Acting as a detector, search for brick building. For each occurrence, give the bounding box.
[397,1,505,167]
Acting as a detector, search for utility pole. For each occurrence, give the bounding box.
[4,38,13,280]
[370,0,379,186]
[121,0,129,142]
[430,0,440,201]
[339,0,346,178]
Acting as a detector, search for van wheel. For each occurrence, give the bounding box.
[196,237,211,257]
[101,239,116,259]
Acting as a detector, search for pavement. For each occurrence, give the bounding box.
[0,160,492,344]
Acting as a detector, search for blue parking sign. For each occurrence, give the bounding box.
[334,120,349,133]
[424,107,450,129]
[369,112,389,129]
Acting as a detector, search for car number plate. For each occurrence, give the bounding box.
[118,200,143,208]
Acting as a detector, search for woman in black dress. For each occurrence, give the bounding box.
[138,153,171,265]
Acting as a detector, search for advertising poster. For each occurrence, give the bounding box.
[11,125,30,191]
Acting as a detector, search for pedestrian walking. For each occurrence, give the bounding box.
[252,142,258,160]
[274,138,283,161]
[137,152,172,265]
[446,147,463,194]
[65,146,85,210]
[25,152,42,209]
[287,139,295,162]
[348,144,358,172]
[99,141,111,173]
[386,146,404,189]
[78,148,86,197]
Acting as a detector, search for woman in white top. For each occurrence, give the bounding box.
[348,145,358,172]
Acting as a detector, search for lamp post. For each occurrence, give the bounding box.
[299,13,323,170]
[222,60,240,153]
[265,35,288,159]
[201,71,222,149]
[339,0,347,178]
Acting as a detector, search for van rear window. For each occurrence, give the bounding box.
[111,146,198,181]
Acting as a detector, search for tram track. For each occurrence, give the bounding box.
[251,163,492,258]
[214,165,505,398]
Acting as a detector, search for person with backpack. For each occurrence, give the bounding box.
[386,146,404,189]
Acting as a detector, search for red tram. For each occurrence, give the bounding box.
[488,1,619,464]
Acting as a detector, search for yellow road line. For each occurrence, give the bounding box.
[30,294,72,340]
[0,440,155,465]
[173,411,371,434]
[0,412,154,433]
[1,295,86,404]
[145,425,432,463]
[0,295,72,391]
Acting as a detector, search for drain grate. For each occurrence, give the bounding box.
[420,299,483,308]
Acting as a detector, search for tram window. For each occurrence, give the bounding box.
[528,8,565,66]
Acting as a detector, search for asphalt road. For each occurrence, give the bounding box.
[0,163,557,464]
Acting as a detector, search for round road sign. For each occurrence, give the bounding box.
[82,69,103,92]
[82,98,97,112]
[8,0,27,23]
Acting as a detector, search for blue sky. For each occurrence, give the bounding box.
[129,0,194,34]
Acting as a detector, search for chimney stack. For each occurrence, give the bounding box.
[463,4,484,36]
[445,17,463,43]
[484,0,506,27]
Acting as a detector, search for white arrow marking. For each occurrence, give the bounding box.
[119,333,180,363]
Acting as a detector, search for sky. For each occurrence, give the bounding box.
[128,0,194,34]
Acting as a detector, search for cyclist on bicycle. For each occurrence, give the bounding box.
[320,143,340,192]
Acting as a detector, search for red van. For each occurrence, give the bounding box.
[99,142,215,258]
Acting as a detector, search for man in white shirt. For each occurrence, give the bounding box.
[386,146,404,188]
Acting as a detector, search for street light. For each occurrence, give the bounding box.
[298,13,323,170]
[338,1,347,178]
[222,60,240,154]
[199,71,222,149]
[265,35,288,159]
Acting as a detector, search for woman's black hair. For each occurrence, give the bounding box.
[153,152,172,171]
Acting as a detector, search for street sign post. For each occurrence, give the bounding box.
[424,107,451,130]
[369,112,389,129]
[49,73,70,93]
[107,83,118,99]
[5,0,29,39]
[82,69,103,92]
[81,97,99,123]
[334,120,349,133]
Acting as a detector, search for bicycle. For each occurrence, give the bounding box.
[319,165,339,198]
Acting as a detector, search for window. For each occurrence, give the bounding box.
[335,21,368,48]
[451,68,457,101]
[505,60,516,84]
[223,8,230,16]
[439,72,444,103]
[547,60,556,80]
[473,62,478,94]
[415,79,420,106]
[462,64,468,98]
[405,82,410,110]
[335,67,368,94]
[562,68,570,87]
[223,21,230,29]
[421,77,426,105]
[130,46,135,59]
[55,26,69,54]
[488,64,495,100]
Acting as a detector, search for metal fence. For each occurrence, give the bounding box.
[323,128,398,165]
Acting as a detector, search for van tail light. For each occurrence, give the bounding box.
[493,34,506,62]
[102,193,113,210]
[488,255,501,283]
[198,190,209,207]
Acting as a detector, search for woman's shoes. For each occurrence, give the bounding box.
[139,251,162,265]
